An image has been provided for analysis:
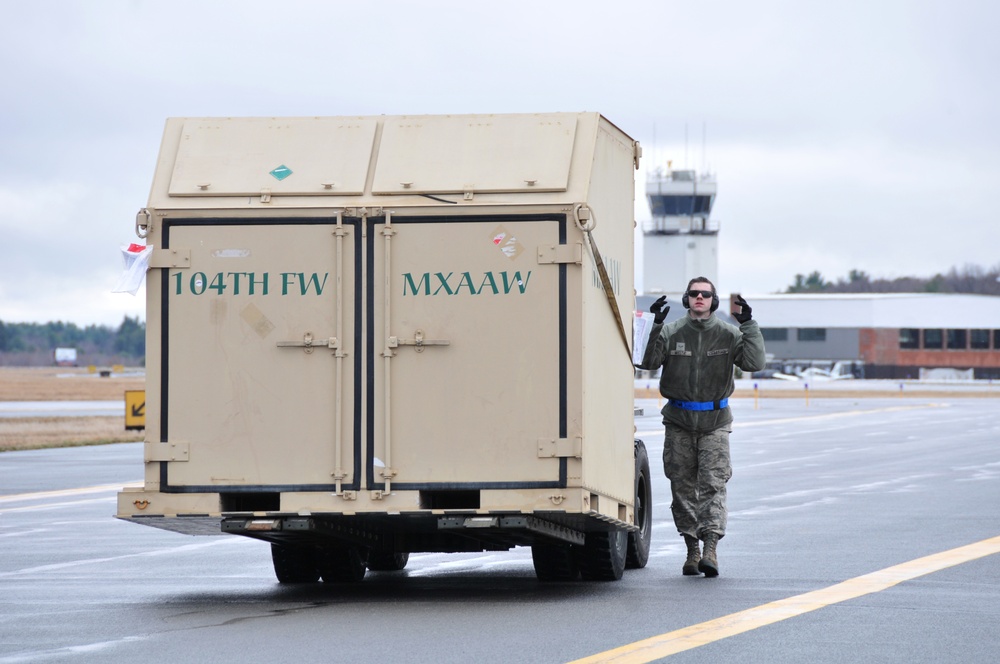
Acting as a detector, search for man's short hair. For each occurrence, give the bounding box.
[686,276,716,294]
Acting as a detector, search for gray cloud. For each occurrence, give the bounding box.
[1,0,997,324]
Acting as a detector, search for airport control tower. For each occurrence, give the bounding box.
[642,163,718,294]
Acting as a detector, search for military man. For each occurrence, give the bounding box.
[638,277,765,577]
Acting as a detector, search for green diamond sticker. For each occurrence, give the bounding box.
[270,165,293,181]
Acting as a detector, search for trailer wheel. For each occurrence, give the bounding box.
[626,439,653,569]
[270,543,320,584]
[316,545,368,583]
[531,543,580,582]
[577,529,627,581]
[366,551,410,571]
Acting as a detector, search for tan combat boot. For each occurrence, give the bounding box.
[682,535,701,576]
[699,533,719,577]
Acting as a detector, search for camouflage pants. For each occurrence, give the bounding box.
[662,423,732,540]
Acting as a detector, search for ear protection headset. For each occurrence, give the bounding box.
[682,288,720,312]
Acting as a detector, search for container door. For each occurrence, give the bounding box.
[368,215,568,490]
[157,219,359,492]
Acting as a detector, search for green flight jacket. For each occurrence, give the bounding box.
[638,314,766,433]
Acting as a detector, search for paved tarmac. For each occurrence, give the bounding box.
[1,395,998,663]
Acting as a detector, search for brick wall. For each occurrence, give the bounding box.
[860,328,1000,368]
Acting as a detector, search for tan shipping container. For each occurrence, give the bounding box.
[118,112,652,582]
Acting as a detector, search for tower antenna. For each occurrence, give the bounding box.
[702,121,707,174]
[684,123,689,169]
[652,122,657,171]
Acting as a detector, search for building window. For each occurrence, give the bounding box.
[946,329,967,350]
[797,328,826,342]
[970,329,990,350]
[995,330,1000,350]
[923,329,943,349]
[761,328,788,342]
[899,328,920,349]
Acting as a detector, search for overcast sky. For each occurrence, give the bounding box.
[1,0,997,326]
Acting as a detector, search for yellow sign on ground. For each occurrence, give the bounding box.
[125,390,146,430]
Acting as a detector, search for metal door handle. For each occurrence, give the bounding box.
[276,332,339,354]
[387,329,450,353]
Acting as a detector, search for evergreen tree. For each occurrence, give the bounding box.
[786,271,829,293]
[113,316,145,357]
[784,263,1000,295]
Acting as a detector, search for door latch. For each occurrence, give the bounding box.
[387,329,450,353]
[277,332,339,354]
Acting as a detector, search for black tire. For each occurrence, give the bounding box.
[626,439,653,569]
[577,528,628,581]
[316,545,368,583]
[531,542,580,582]
[366,550,410,571]
[270,543,320,584]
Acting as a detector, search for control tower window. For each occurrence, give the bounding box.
[648,195,715,217]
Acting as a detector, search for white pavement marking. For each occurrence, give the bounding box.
[0,538,241,578]
[0,482,141,504]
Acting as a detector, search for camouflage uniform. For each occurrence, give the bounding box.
[638,313,765,540]
[663,424,732,539]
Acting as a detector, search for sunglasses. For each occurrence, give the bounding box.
[687,290,714,299]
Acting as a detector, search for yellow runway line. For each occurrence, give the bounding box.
[569,535,1000,663]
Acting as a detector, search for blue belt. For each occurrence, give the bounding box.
[668,398,729,411]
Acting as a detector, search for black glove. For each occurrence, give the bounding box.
[650,295,670,324]
[733,295,752,323]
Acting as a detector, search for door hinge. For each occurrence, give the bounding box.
[537,437,582,459]
[146,442,190,462]
[537,243,583,265]
[149,248,191,269]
